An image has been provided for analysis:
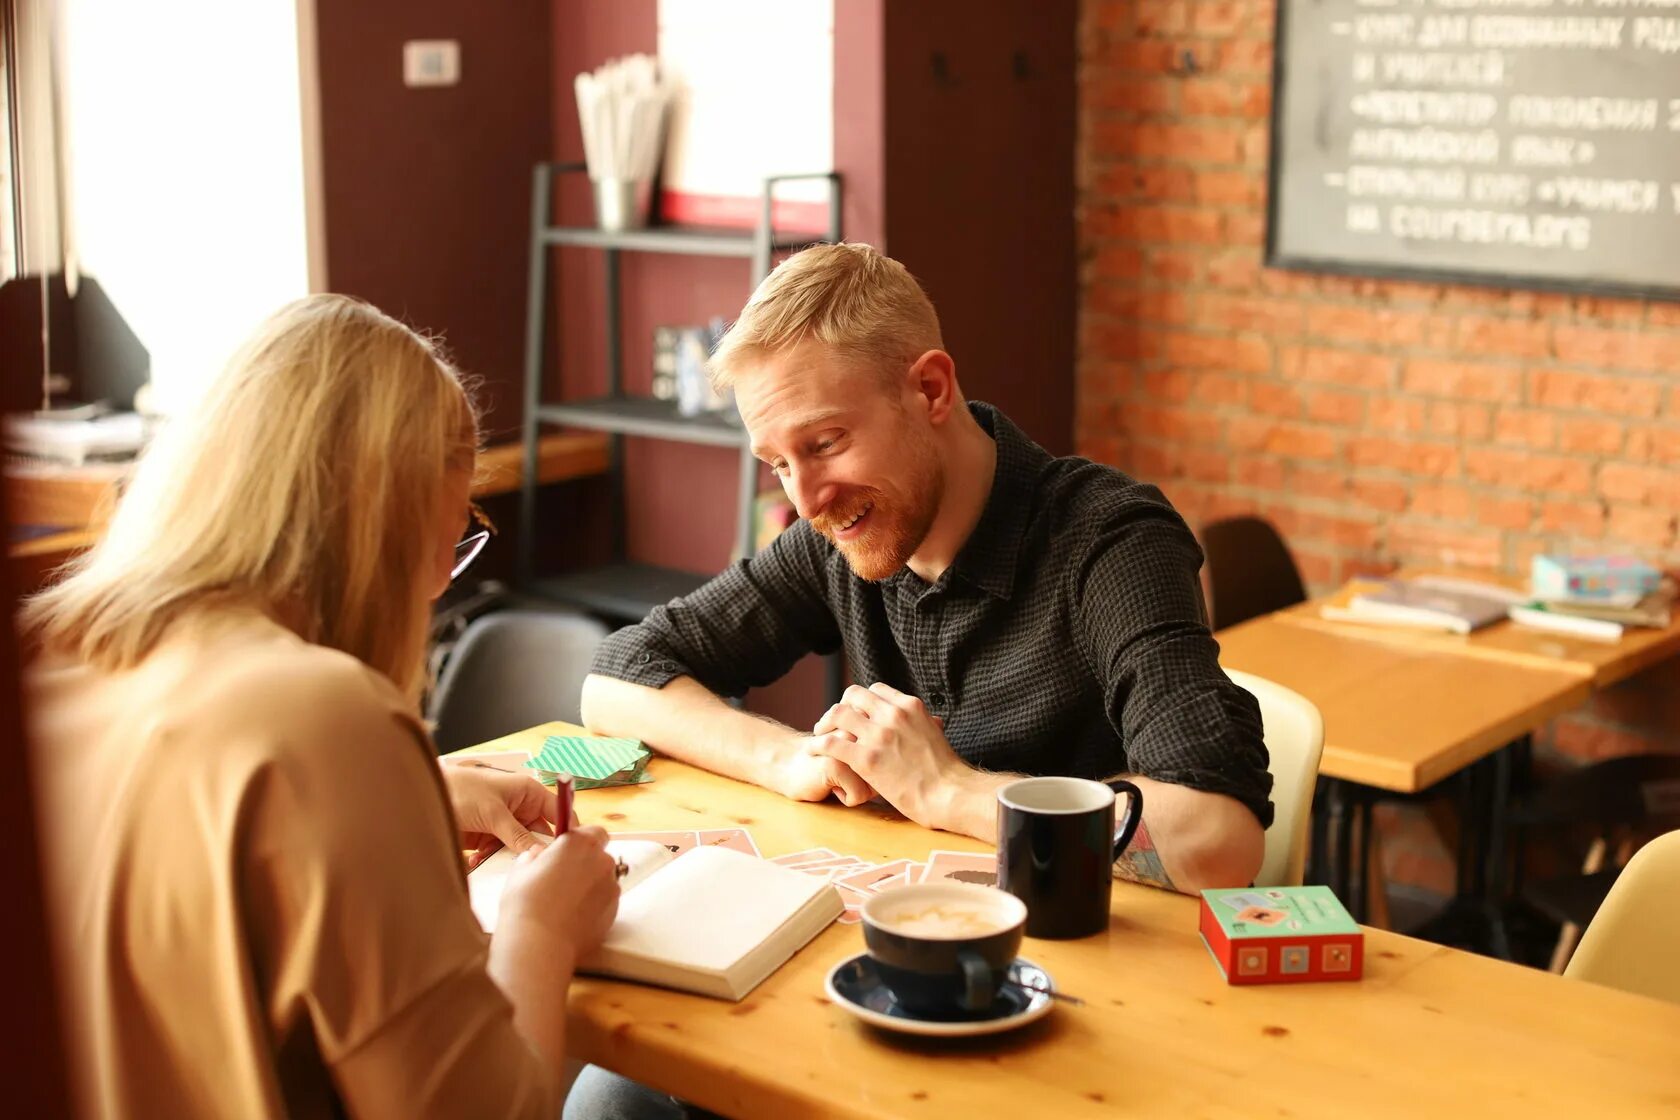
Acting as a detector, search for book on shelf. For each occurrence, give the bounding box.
[1321,580,1511,634]
[469,839,842,1001]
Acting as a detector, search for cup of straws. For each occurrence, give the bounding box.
[574,53,670,231]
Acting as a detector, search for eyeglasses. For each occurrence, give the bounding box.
[451,502,496,582]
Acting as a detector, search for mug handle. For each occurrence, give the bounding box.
[1107,779,1145,861]
[958,951,994,1013]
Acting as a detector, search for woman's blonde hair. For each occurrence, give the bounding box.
[23,294,478,699]
[707,242,942,388]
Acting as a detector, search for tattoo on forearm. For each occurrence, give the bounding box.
[1111,818,1176,892]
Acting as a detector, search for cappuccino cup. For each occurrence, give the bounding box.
[860,882,1027,1016]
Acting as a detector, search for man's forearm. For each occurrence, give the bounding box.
[931,768,1020,843]
[1110,776,1264,895]
[580,673,801,787]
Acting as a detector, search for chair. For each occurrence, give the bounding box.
[428,607,611,754]
[1200,516,1308,632]
[1565,829,1680,1006]
[1509,753,1680,972]
[1225,668,1325,887]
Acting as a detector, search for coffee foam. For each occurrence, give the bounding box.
[877,903,1010,938]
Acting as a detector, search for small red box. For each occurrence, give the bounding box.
[1199,887,1363,985]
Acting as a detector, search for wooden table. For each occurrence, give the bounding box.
[454,725,1680,1120]
[1279,571,1680,688]
[1216,615,1590,793]
[4,432,609,593]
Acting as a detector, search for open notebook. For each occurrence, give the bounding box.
[469,840,842,1001]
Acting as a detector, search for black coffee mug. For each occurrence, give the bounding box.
[996,776,1144,939]
[860,883,1028,1017]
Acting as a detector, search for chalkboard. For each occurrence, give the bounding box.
[1266,0,1680,300]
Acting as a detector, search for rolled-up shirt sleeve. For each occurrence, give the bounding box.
[590,520,842,698]
[1072,494,1274,829]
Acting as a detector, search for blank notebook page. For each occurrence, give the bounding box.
[589,845,833,977]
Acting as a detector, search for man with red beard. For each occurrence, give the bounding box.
[580,243,1271,896]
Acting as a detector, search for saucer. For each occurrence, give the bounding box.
[823,953,1056,1038]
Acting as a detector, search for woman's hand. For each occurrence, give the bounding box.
[440,762,564,869]
[499,826,621,964]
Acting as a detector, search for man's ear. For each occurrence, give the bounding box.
[905,350,959,425]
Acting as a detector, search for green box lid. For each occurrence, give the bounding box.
[1201,885,1360,939]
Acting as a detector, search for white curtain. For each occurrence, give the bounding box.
[56,0,311,413]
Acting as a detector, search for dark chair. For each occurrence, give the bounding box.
[428,607,611,754]
[1509,753,1680,971]
[1200,516,1309,632]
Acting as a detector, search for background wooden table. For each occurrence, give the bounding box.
[1278,571,1680,688]
[4,432,609,593]
[1216,615,1590,793]
[457,725,1680,1120]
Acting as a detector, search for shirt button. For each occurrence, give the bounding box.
[929,691,946,707]
[639,653,652,664]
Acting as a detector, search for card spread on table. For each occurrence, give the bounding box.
[611,830,699,855]
[757,845,963,924]
[834,883,873,924]
[835,859,917,892]
[698,829,762,857]
[769,848,839,867]
[452,750,534,772]
[919,850,999,887]
[525,735,648,781]
[786,855,865,874]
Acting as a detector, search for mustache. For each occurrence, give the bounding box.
[811,488,884,536]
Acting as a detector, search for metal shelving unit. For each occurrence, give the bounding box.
[517,161,843,623]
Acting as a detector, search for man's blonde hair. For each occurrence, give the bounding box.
[708,242,942,388]
[23,294,478,699]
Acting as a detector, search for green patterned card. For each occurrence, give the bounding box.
[524,735,648,781]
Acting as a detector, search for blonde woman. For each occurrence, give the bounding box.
[23,295,621,1118]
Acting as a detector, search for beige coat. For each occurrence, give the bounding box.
[27,610,559,1118]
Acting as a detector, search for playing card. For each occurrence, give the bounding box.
[834,883,872,924]
[451,750,531,772]
[696,828,761,857]
[783,856,864,875]
[769,848,839,867]
[836,859,916,893]
[608,830,698,855]
[525,735,647,781]
[921,850,999,888]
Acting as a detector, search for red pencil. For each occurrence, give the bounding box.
[553,773,574,836]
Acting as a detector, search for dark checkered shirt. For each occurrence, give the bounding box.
[591,402,1273,827]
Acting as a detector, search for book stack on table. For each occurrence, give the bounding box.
[1511,556,1673,642]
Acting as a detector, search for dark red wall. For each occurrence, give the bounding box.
[549,0,857,726]
[883,1,1077,454]
[316,0,552,437]
[317,2,1074,726]
[545,0,1074,726]
[0,307,72,1116]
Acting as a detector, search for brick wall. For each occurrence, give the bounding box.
[1076,0,1680,893]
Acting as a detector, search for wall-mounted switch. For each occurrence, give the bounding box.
[403,40,460,87]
